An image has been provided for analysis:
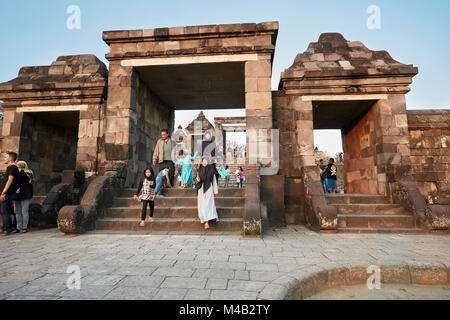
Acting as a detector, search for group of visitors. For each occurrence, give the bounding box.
[319,158,338,194]
[0,129,244,233]
[226,142,246,161]
[134,129,244,230]
[0,152,35,236]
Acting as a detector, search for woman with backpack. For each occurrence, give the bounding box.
[15,161,35,233]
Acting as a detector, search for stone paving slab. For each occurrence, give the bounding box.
[0,226,448,300]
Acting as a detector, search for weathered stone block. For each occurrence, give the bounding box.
[245,92,272,108]
[245,60,271,77]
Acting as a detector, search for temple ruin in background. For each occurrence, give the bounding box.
[0,21,448,235]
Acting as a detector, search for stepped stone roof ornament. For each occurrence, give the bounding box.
[279,33,418,94]
[0,55,108,107]
[185,111,214,133]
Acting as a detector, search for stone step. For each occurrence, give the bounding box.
[337,227,426,234]
[113,196,244,207]
[120,188,244,198]
[85,230,242,236]
[105,206,243,219]
[31,195,46,205]
[333,204,405,215]
[95,217,243,232]
[338,214,415,229]
[327,194,390,204]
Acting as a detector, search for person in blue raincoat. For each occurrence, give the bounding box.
[176,150,196,188]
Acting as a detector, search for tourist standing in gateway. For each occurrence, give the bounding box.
[322,158,338,194]
[152,129,175,188]
[0,152,20,236]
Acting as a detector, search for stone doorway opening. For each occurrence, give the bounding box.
[314,129,344,191]
[312,99,379,195]
[19,111,79,194]
[129,61,247,185]
[173,109,246,188]
[103,22,278,196]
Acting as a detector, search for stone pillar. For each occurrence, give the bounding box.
[76,103,105,176]
[103,61,133,165]
[373,95,413,197]
[245,56,273,167]
[102,61,134,185]
[243,164,261,236]
[289,97,315,168]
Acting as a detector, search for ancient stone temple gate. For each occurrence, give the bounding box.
[0,21,448,235]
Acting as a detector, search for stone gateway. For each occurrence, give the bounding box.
[0,21,448,236]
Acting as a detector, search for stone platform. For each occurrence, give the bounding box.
[95,187,245,233]
[0,225,448,300]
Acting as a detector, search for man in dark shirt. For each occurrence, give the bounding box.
[325,158,338,194]
[1,152,20,236]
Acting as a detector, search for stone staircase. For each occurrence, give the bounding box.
[327,194,422,233]
[95,187,245,234]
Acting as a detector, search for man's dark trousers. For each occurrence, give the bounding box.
[1,193,18,232]
[159,161,175,187]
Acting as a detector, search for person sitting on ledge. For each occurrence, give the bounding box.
[152,168,171,200]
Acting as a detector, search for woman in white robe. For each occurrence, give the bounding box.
[196,158,219,229]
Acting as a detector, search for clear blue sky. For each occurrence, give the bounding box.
[1,0,449,154]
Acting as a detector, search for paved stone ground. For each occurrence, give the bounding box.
[306,284,450,300]
[0,226,448,300]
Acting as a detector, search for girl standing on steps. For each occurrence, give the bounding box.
[176,150,197,188]
[134,168,156,226]
[196,158,219,230]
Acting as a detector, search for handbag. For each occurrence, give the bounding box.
[194,179,202,191]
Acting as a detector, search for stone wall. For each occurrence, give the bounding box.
[19,113,78,194]
[128,70,173,187]
[102,64,174,187]
[272,90,307,224]
[407,110,450,208]
[76,103,107,175]
[0,54,108,191]
[342,104,378,194]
